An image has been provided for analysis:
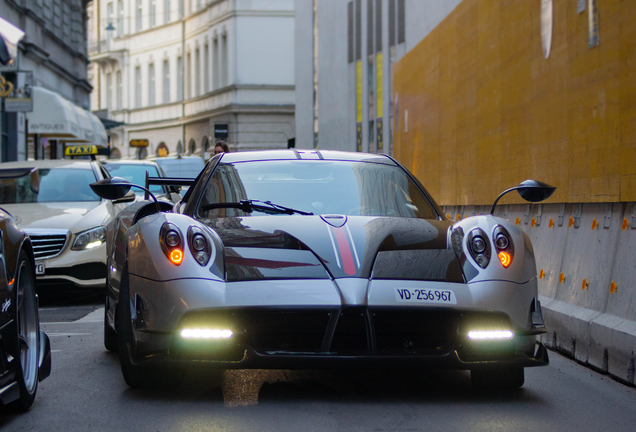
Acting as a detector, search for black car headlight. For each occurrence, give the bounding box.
[72,226,107,251]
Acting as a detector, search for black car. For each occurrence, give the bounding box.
[0,168,51,411]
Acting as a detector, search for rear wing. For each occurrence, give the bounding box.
[144,171,194,200]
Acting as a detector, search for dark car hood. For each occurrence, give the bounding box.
[204,216,455,280]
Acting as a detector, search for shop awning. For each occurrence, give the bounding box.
[26,87,108,147]
[27,87,81,139]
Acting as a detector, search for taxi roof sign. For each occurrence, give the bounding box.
[65,145,98,156]
[130,139,149,148]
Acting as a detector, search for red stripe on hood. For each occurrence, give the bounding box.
[332,226,356,275]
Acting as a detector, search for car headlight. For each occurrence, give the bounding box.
[467,228,491,269]
[72,226,107,251]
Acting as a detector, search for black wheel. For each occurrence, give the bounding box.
[104,296,118,352]
[8,252,40,411]
[471,367,524,389]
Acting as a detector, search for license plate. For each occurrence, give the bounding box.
[394,288,457,304]
[35,262,45,275]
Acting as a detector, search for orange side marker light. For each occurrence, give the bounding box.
[610,281,618,294]
[456,214,461,221]
[582,279,588,290]
[531,217,536,227]
[591,218,598,230]
[169,249,183,265]
[515,217,520,225]
[498,251,512,268]
[446,214,451,220]
[559,273,566,284]
[623,218,629,230]
[568,217,574,228]
[549,218,554,228]
[539,269,545,279]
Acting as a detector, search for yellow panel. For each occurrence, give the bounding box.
[392,0,636,205]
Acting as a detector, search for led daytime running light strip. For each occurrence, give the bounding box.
[180,329,233,339]
[467,330,514,340]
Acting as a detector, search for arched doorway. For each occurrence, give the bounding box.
[187,138,196,155]
[136,147,148,159]
[156,142,169,157]
[109,147,122,159]
[176,140,183,156]
[201,136,209,158]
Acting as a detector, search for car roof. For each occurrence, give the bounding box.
[218,150,397,165]
[0,160,98,170]
[102,159,160,166]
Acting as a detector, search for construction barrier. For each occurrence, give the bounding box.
[442,202,636,385]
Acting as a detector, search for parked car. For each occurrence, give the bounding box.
[0,160,131,290]
[149,156,205,194]
[92,150,552,389]
[102,160,182,203]
[0,167,51,411]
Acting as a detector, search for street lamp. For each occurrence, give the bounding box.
[105,22,116,31]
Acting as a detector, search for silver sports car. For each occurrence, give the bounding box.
[92,150,552,389]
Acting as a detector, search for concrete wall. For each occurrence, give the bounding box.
[443,202,636,385]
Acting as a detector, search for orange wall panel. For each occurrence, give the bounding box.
[393,0,636,205]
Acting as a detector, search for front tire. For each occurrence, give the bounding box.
[471,367,524,389]
[8,251,40,411]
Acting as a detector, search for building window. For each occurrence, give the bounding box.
[148,63,155,106]
[136,0,142,32]
[117,0,124,36]
[221,33,228,87]
[177,56,183,100]
[135,66,141,108]
[150,0,156,28]
[204,43,209,93]
[178,0,184,19]
[163,60,170,103]
[186,52,192,99]
[195,47,201,96]
[116,70,122,110]
[213,37,219,90]
[397,0,405,43]
[347,2,354,63]
[106,2,114,42]
[164,0,171,23]
[106,72,113,111]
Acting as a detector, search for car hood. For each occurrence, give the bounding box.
[1,201,111,233]
[204,215,458,280]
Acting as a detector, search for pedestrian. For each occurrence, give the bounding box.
[214,140,230,154]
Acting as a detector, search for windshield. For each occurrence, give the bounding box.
[0,168,99,203]
[196,160,438,219]
[103,163,164,195]
[154,158,204,179]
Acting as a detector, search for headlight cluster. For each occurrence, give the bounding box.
[160,223,184,265]
[187,226,212,266]
[465,226,514,269]
[72,226,106,251]
[493,225,513,268]
[160,222,213,266]
[467,228,491,269]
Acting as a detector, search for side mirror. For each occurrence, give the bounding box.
[113,189,136,204]
[490,180,556,215]
[90,177,133,200]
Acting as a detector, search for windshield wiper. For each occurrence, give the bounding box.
[201,199,313,215]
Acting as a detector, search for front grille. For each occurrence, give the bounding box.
[29,233,68,260]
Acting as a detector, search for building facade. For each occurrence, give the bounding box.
[88,0,295,159]
[0,0,94,161]
[294,0,461,153]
